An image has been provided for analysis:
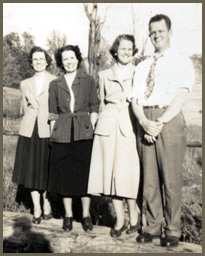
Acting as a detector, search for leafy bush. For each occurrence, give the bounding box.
[3,87,22,119]
[180,204,202,245]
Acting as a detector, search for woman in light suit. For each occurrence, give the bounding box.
[88,35,141,238]
[12,46,56,224]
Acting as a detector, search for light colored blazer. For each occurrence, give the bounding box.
[94,64,137,138]
[19,71,56,138]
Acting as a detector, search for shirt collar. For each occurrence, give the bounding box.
[108,63,135,81]
[153,47,173,59]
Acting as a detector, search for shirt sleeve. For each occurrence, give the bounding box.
[128,64,145,102]
[20,81,27,115]
[89,76,99,113]
[97,73,106,113]
[175,55,195,93]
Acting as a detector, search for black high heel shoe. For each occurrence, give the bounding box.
[110,223,126,238]
[82,217,93,231]
[32,216,41,224]
[43,212,53,220]
[62,217,73,231]
[126,213,141,234]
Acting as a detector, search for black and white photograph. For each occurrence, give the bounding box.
[3,2,202,253]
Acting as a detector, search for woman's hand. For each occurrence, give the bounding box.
[50,121,56,134]
[144,134,157,144]
[90,112,98,130]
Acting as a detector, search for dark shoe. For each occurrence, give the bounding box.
[110,223,126,238]
[126,214,141,234]
[161,236,179,247]
[32,216,41,224]
[62,217,73,232]
[136,232,154,243]
[82,217,93,231]
[43,212,53,220]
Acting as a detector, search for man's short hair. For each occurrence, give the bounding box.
[149,14,171,30]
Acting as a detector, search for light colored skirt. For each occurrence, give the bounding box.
[87,124,140,199]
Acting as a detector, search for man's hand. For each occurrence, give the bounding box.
[140,118,163,136]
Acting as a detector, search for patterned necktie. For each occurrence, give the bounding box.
[144,55,162,99]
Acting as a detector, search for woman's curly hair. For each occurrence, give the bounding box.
[28,46,52,68]
[55,45,83,71]
[110,34,138,60]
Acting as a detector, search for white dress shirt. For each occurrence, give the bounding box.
[130,48,195,106]
[65,75,75,113]
[35,76,45,96]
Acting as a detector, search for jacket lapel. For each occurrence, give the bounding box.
[72,71,86,97]
[107,64,135,90]
[58,75,70,94]
[38,71,50,97]
[27,76,38,100]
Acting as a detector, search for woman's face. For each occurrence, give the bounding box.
[117,39,133,65]
[32,51,48,72]
[62,50,79,73]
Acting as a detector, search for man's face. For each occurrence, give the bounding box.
[149,19,172,53]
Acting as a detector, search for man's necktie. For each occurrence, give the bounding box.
[144,55,162,99]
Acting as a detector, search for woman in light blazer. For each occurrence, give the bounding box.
[88,35,141,238]
[12,46,56,224]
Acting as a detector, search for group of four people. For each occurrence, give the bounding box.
[12,14,194,247]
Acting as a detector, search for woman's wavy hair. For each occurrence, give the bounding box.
[28,46,52,68]
[55,45,83,71]
[109,34,138,60]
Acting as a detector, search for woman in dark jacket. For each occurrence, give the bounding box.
[48,45,99,232]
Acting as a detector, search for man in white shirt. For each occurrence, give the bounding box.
[131,14,194,247]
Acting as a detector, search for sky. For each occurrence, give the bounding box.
[3,3,202,57]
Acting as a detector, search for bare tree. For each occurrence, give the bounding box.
[83,3,110,80]
[46,30,67,57]
[22,32,35,53]
[130,3,153,59]
[46,30,67,76]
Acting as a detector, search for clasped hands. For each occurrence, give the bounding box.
[140,118,164,144]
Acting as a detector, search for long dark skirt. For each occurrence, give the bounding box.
[48,131,93,197]
[12,121,50,191]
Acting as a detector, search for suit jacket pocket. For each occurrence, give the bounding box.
[119,122,136,138]
[94,117,116,136]
[50,117,72,143]
[80,116,93,139]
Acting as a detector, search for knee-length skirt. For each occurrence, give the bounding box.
[48,130,93,197]
[12,121,50,190]
[87,124,140,199]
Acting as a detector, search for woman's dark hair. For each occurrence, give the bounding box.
[109,34,138,60]
[55,45,83,71]
[149,14,171,31]
[28,46,52,68]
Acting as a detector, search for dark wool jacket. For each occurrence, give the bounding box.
[49,71,99,143]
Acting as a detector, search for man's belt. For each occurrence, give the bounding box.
[143,105,168,109]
